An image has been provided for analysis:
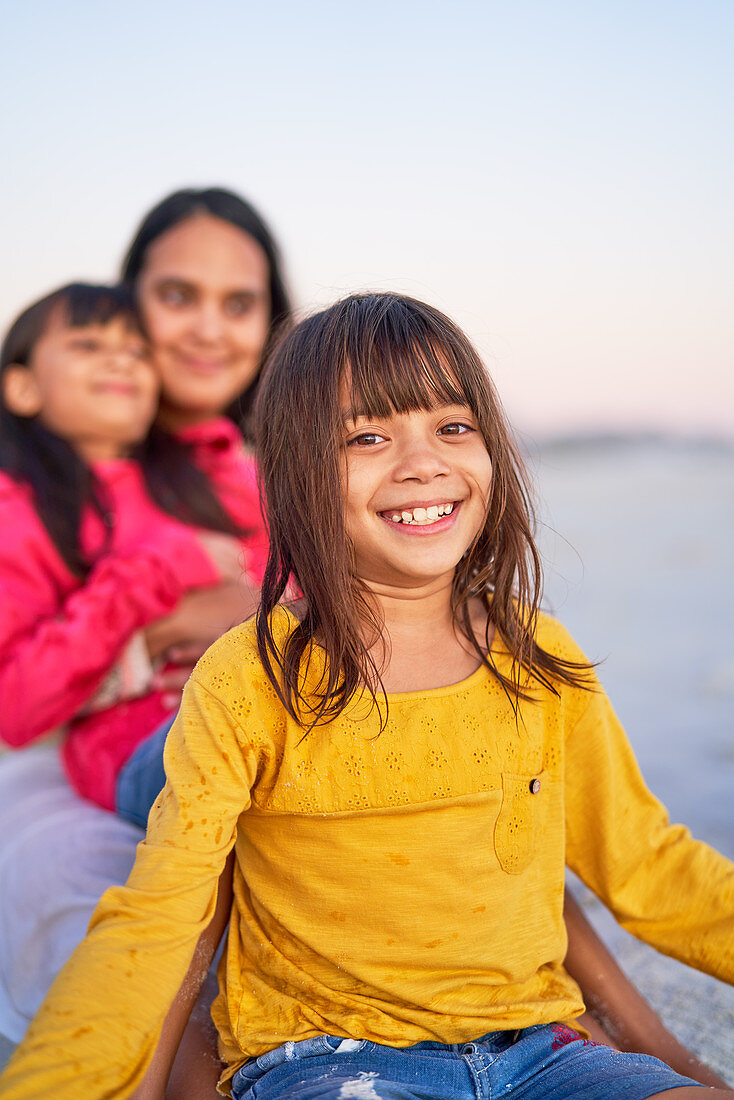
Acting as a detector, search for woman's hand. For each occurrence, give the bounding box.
[145,580,260,689]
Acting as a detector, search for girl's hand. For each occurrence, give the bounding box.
[144,580,260,663]
[194,531,244,583]
[563,893,731,1089]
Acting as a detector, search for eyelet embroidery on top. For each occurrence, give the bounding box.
[493,771,544,874]
[249,675,554,815]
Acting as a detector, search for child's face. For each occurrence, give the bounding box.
[6,310,158,462]
[341,401,493,592]
[136,214,272,430]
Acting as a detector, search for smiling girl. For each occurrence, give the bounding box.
[0,284,240,770]
[3,292,733,1100]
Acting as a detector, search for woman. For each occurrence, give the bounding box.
[123,187,291,695]
[0,187,291,1061]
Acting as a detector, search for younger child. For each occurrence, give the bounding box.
[0,283,239,804]
[3,293,733,1099]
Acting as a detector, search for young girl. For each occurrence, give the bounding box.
[0,283,243,784]
[4,294,733,1100]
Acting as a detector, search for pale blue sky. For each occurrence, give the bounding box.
[2,0,732,435]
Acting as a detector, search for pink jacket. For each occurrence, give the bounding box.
[176,418,268,585]
[0,419,267,809]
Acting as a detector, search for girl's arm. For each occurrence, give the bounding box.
[564,675,734,987]
[164,970,223,1100]
[131,853,234,1100]
[0,639,262,1099]
[564,892,729,1088]
[82,567,256,715]
[0,520,220,748]
[189,437,269,590]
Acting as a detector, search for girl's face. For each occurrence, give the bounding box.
[4,310,158,462]
[136,213,272,430]
[341,399,493,592]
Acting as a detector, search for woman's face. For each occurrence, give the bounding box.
[136,213,272,430]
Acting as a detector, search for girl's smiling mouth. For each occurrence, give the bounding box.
[379,500,458,528]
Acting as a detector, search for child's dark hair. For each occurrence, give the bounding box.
[255,292,591,728]
[0,284,138,576]
[121,186,293,538]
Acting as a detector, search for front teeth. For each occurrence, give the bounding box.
[388,502,454,526]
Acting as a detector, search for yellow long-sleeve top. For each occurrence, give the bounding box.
[3,608,734,1098]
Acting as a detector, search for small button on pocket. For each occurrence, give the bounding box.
[493,771,544,875]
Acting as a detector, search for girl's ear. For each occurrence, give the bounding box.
[2,366,42,418]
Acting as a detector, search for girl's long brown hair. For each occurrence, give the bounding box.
[255,292,591,728]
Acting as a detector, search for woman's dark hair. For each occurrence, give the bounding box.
[121,186,291,432]
[121,186,293,537]
[255,292,592,730]
[0,284,138,576]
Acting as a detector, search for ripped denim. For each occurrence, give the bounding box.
[230,1024,701,1099]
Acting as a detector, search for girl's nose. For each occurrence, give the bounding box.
[393,439,451,482]
[108,348,136,372]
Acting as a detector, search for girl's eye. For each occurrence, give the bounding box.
[438,421,473,436]
[347,431,387,447]
[69,338,101,353]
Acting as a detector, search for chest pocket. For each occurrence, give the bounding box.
[493,769,544,874]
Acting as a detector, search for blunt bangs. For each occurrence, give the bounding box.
[62,283,138,331]
[338,294,481,422]
[1,284,139,372]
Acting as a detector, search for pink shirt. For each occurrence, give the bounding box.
[0,419,267,809]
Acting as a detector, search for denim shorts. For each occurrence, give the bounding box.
[230,1024,702,1099]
